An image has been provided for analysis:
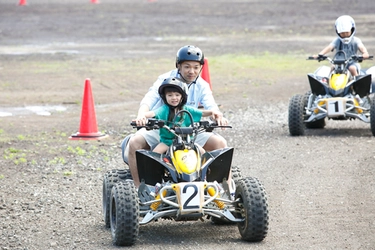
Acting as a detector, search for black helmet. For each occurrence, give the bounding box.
[158,77,188,107]
[175,45,205,67]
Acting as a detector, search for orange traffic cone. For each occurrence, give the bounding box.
[201,58,212,90]
[90,0,99,4]
[69,79,108,140]
[19,0,27,5]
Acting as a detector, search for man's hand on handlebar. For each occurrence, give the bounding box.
[134,114,148,127]
[211,110,228,127]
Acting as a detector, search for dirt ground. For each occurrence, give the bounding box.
[1,0,375,249]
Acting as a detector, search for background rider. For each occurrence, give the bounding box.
[313,15,369,78]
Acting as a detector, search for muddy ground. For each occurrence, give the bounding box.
[1,0,375,249]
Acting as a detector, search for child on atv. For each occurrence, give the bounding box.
[313,15,369,77]
[133,77,222,154]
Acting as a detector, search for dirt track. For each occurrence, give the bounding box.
[1,0,375,249]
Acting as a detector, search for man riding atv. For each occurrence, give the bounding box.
[124,45,229,187]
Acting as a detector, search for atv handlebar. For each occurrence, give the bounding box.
[130,119,164,130]
[130,119,231,132]
[307,54,327,62]
[307,54,373,63]
[351,55,373,62]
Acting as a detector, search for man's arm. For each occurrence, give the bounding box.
[197,79,220,111]
[197,79,228,126]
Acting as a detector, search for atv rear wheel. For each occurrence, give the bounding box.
[370,96,375,136]
[110,181,139,246]
[102,169,132,228]
[288,94,306,136]
[235,177,268,242]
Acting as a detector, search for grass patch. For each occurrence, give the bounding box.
[210,52,319,78]
[3,147,28,165]
[67,146,86,156]
[209,52,375,79]
[63,171,73,176]
[48,157,66,165]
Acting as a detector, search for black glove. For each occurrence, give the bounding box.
[352,55,363,62]
[317,54,326,62]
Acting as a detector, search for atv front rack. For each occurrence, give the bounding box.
[138,182,243,225]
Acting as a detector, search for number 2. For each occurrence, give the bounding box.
[182,184,199,209]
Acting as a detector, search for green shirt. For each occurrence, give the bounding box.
[153,105,203,146]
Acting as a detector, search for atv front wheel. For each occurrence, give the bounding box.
[288,94,306,136]
[231,165,243,183]
[235,177,268,242]
[110,181,139,246]
[102,169,132,228]
[370,97,375,136]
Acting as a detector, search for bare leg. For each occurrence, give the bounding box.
[128,134,150,187]
[196,144,205,155]
[349,65,358,77]
[202,134,227,151]
[153,143,168,154]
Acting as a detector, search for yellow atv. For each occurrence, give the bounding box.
[103,110,269,246]
[289,51,374,135]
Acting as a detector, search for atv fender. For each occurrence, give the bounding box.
[136,150,174,185]
[308,74,328,96]
[366,66,375,93]
[201,147,234,183]
[353,74,372,97]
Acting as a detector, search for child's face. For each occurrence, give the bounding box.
[339,31,351,38]
[165,91,182,107]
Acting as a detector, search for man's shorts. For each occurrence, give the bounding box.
[135,128,218,150]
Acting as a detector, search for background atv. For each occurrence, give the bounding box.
[288,51,375,136]
[103,111,269,246]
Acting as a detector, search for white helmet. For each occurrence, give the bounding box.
[335,15,356,44]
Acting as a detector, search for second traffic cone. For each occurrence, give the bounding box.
[69,79,107,140]
[201,58,212,90]
[90,0,99,4]
[19,0,27,5]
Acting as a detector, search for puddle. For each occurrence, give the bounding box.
[0,105,67,117]
[0,112,12,117]
[0,44,79,55]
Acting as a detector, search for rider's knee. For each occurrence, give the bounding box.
[205,135,227,150]
[129,134,148,152]
[217,136,227,148]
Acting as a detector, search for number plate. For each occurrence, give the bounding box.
[173,183,205,215]
[327,99,345,117]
